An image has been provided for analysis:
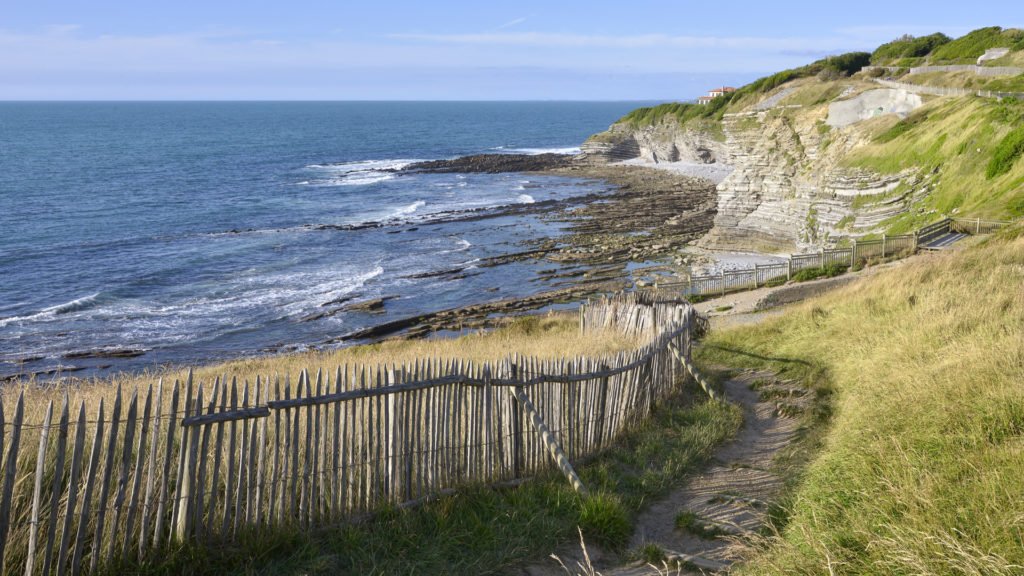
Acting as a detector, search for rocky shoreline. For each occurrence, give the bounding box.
[321,153,718,342]
[6,153,721,380]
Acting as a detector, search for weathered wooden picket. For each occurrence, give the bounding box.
[0,295,699,574]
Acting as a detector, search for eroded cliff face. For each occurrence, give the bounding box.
[583,85,932,252]
[582,121,727,165]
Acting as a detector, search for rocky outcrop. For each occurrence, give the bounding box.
[703,105,928,250]
[406,153,573,173]
[826,89,922,128]
[581,121,727,165]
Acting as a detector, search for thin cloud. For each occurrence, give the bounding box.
[44,24,81,35]
[497,17,528,30]
[387,31,842,51]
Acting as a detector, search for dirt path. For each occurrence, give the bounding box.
[607,370,809,575]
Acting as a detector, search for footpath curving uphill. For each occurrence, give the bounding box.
[608,370,809,575]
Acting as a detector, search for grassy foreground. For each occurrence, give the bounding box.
[698,224,1024,574]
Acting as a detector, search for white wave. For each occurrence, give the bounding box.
[516,194,536,204]
[117,266,386,324]
[334,173,395,187]
[391,200,426,218]
[438,238,473,255]
[306,159,420,172]
[303,158,420,187]
[0,293,101,327]
[499,146,581,155]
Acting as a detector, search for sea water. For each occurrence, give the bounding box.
[0,101,650,376]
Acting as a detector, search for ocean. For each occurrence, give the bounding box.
[0,101,651,377]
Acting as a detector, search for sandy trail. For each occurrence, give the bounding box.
[607,370,809,575]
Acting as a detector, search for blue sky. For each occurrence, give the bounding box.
[0,1,1018,100]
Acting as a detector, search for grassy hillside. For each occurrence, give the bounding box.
[698,223,1024,574]
[616,52,870,128]
[870,33,951,65]
[842,97,1024,230]
[929,27,1024,63]
[870,27,1024,66]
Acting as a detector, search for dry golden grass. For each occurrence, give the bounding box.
[702,224,1024,575]
[4,312,641,422]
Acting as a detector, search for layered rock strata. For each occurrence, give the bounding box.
[584,83,931,251]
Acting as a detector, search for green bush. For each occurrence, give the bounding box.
[930,27,1021,62]
[871,33,951,63]
[579,492,631,549]
[985,126,1024,179]
[791,264,849,282]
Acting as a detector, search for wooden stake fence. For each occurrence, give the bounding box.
[0,294,699,574]
[655,216,1011,299]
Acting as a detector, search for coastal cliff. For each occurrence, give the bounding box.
[584,67,1024,252]
[583,79,937,251]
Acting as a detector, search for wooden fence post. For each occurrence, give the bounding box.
[881,234,887,258]
[976,217,981,234]
[25,401,54,576]
[511,388,588,496]
[595,366,610,449]
[786,258,792,281]
[510,363,523,479]
[720,270,726,296]
[852,239,858,265]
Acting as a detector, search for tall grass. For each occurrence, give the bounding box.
[699,223,1024,574]
[6,313,639,422]
[986,124,1024,178]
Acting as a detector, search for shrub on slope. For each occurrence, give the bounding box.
[871,33,951,64]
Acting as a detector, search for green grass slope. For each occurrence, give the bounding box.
[616,53,870,129]
[870,27,1024,66]
[843,97,1024,230]
[699,224,1024,574]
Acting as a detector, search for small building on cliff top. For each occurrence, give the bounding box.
[697,86,736,105]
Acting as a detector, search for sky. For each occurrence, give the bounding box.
[0,0,1019,100]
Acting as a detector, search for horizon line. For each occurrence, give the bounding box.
[0,98,685,103]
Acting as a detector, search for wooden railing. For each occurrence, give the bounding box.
[657,234,916,297]
[874,79,1024,101]
[655,216,1011,299]
[0,294,700,574]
